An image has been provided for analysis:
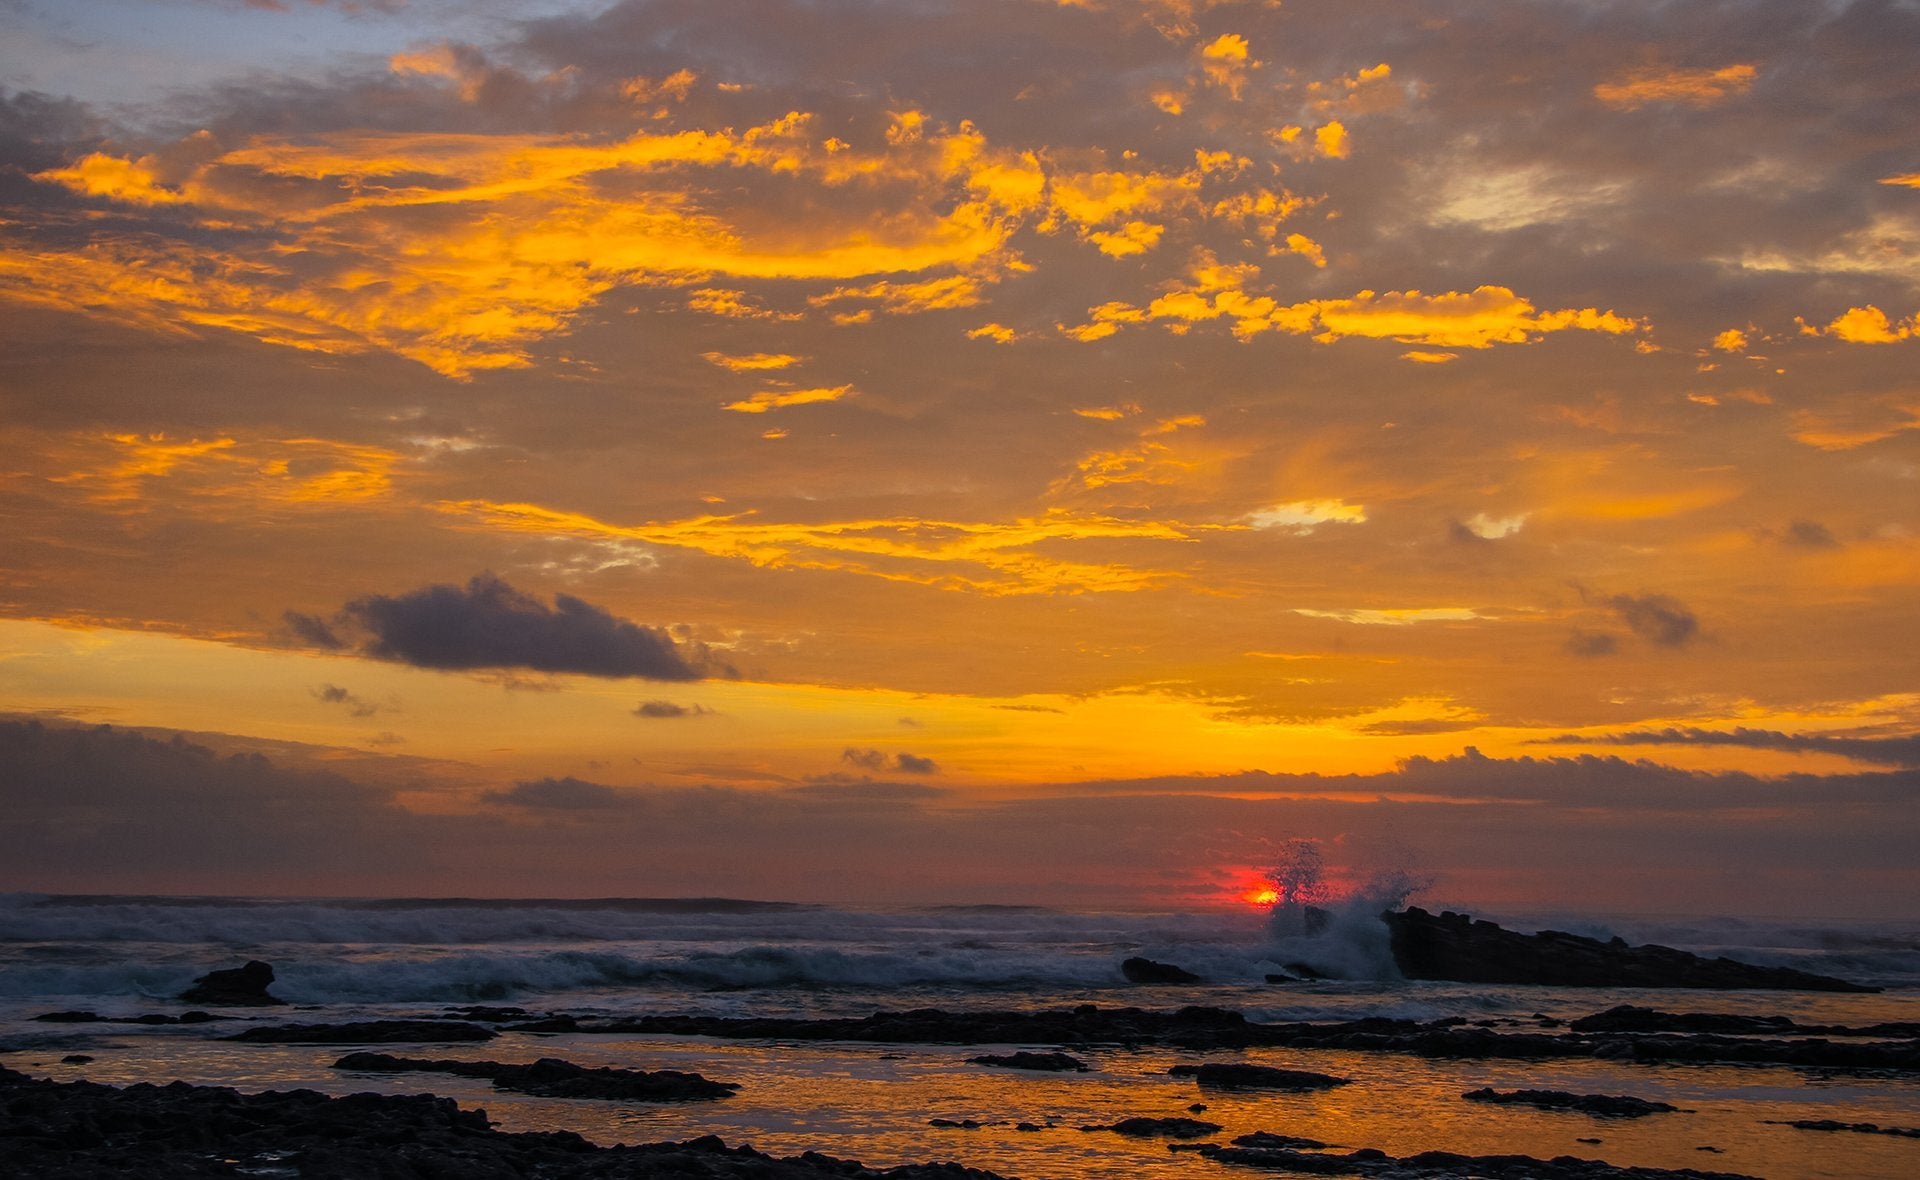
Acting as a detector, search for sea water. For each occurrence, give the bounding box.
[1,894,1916,1179]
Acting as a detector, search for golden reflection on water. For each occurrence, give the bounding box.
[10,1032,1920,1180]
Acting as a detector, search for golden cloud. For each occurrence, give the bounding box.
[703,351,804,371]
[442,498,1223,595]
[1804,305,1916,344]
[57,432,404,511]
[721,385,855,414]
[19,111,1047,377]
[1593,63,1757,110]
[1883,174,1920,188]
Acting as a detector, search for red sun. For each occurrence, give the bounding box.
[1242,886,1280,906]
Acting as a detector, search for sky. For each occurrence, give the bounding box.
[1,0,1916,915]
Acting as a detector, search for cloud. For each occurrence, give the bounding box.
[1246,500,1367,532]
[634,700,713,719]
[1781,519,1841,549]
[722,385,854,414]
[484,775,627,809]
[1603,592,1700,647]
[842,748,939,775]
[1564,630,1620,658]
[294,573,729,679]
[313,683,381,718]
[1593,64,1758,110]
[1804,305,1917,344]
[1530,727,1920,769]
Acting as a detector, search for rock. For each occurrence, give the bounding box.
[1232,1131,1330,1150]
[1197,1141,1762,1178]
[966,1051,1090,1071]
[178,960,286,1006]
[929,1118,982,1129]
[1122,957,1203,984]
[1082,1116,1222,1138]
[0,1066,1013,1178]
[1463,1087,1680,1117]
[226,1019,496,1044]
[1570,1004,1920,1038]
[1764,1119,1920,1138]
[32,1010,227,1026]
[32,1011,103,1023]
[59,1055,93,1065]
[1383,908,1879,991]
[334,1052,738,1101]
[1170,1063,1350,1090]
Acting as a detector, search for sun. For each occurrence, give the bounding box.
[1242,886,1280,906]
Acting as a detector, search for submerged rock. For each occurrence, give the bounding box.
[1462,1087,1680,1117]
[334,1052,738,1101]
[1170,1063,1350,1090]
[1122,957,1204,984]
[1764,1119,1920,1138]
[177,960,286,1006]
[1199,1141,1761,1178]
[966,1050,1090,1071]
[226,1019,496,1044]
[1082,1116,1222,1138]
[0,1066,1008,1178]
[1383,908,1879,991]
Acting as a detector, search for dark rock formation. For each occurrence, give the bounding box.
[1764,1119,1920,1138]
[1121,956,1203,983]
[34,1011,225,1026]
[965,1051,1090,1071]
[225,1019,496,1044]
[0,1066,1007,1178]
[333,1052,738,1101]
[1170,1063,1350,1090]
[1570,1004,1920,1038]
[1081,1116,1222,1138]
[1232,1131,1331,1150]
[573,1005,1920,1072]
[1462,1088,1679,1117]
[1384,908,1878,991]
[177,960,286,1006]
[1198,1142,1760,1178]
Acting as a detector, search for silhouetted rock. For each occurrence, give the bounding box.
[1199,1142,1760,1178]
[33,1010,228,1026]
[334,1052,738,1101]
[1082,1116,1221,1138]
[226,1019,496,1044]
[178,960,285,1006]
[966,1050,1090,1071]
[1570,1004,1920,1037]
[1463,1087,1680,1117]
[1170,1063,1350,1090]
[1232,1131,1330,1150]
[1764,1119,1920,1138]
[0,1066,1009,1178]
[1384,908,1878,991]
[1122,956,1203,983]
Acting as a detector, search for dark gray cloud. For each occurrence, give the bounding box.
[5,716,1916,912]
[1530,726,1920,769]
[283,611,345,649]
[291,574,732,680]
[1604,593,1699,647]
[484,775,627,809]
[1564,630,1620,658]
[634,700,712,719]
[1783,519,1841,548]
[313,683,380,717]
[842,748,939,774]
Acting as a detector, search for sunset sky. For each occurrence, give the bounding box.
[2,0,1916,914]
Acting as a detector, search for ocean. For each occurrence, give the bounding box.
[2,893,1916,1178]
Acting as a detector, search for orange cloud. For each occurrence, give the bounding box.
[59,432,404,510]
[1200,33,1255,99]
[703,352,803,372]
[1712,328,1750,353]
[1593,63,1757,110]
[1882,174,1920,188]
[721,385,855,414]
[1315,121,1351,159]
[1804,305,1916,344]
[17,111,1045,377]
[443,499,1219,596]
[808,275,986,318]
